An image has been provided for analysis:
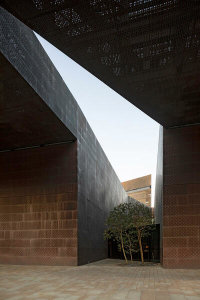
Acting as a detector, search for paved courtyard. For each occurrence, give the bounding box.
[0,259,199,300]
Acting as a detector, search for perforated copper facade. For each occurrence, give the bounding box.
[1,1,200,268]
[0,144,78,265]
[163,125,200,268]
[0,7,129,266]
[2,0,200,127]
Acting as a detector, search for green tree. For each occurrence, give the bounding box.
[104,201,154,264]
[128,201,153,264]
[123,225,139,262]
[104,203,129,263]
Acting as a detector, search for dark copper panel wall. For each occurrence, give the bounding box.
[163,125,200,268]
[0,9,129,266]
[0,143,78,265]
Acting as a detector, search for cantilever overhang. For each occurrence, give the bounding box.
[1,0,200,127]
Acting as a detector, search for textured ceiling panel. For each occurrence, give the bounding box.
[0,53,75,151]
[1,0,200,127]
[0,7,78,151]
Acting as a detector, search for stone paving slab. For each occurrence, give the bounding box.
[0,259,199,300]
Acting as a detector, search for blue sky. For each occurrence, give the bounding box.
[36,34,160,205]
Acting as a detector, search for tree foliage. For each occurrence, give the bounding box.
[104,203,130,262]
[104,201,154,263]
[127,201,153,263]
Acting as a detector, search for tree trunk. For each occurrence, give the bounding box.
[130,250,133,262]
[137,229,144,264]
[120,231,128,263]
[128,235,133,262]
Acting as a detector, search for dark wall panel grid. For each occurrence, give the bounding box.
[163,125,200,268]
[0,143,78,266]
[0,8,129,265]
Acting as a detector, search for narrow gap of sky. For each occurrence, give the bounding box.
[35,33,160,206]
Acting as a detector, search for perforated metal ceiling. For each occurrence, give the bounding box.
[1,0,200,127]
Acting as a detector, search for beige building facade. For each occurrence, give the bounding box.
[122,175,151,207]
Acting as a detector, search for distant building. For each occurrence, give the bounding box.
[122,175,151,207]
